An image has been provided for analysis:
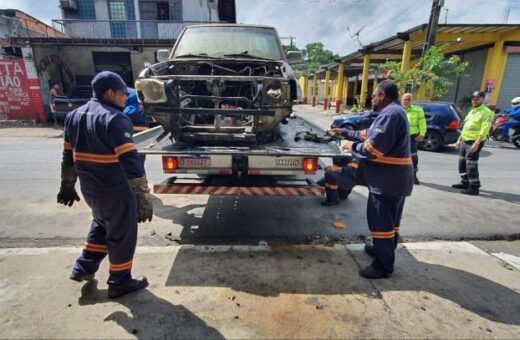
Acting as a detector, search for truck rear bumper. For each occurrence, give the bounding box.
[153,176,324,196]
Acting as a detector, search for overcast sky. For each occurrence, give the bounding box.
[2,0,519,55]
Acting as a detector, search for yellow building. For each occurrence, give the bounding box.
[306,24,520,111]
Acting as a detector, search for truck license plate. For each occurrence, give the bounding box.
[180,156,211,167]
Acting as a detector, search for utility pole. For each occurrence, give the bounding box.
[422,0,444,56]
[280,36,296,49]
[443,8,449,24]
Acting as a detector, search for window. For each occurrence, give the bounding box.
[77,0,95,19]
[157,2,169,20]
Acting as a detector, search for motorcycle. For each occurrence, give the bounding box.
[490,113,520,148]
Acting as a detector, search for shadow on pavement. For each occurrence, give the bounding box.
[151,192,369,245]
[421,181,520,204]
[78,280,224,339]
[165,246,520,326]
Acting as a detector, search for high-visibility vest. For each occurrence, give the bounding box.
[405,104,426,136]
[461,105,494,141]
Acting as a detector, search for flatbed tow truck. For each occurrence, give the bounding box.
[135,113,345,197]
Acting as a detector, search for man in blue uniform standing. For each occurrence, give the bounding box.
[330,80,413,279]
[57,71,153,298]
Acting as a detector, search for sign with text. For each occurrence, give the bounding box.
[0,58,45,121]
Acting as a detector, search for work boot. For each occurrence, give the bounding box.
[359,265,392,279]
[108,276,149,299]
[461,187,479,196]
[414,174,420,185]
[451,182,469,189]
[69,271,95,282]
[321,200,339,206]
[364,243,374,257]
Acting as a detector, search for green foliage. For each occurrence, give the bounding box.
[381,45,468,100]
[302,42,340,75]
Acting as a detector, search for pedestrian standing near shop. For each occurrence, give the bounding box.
[452,90,494,196]
[330,79,413,279]
[57,71,153,299]
[50,84,63,125]
[402,93,426,184]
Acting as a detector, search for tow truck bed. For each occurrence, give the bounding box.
[135,114,346,196]
[135,114,342,157]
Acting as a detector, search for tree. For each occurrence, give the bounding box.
[381,45,468,100]
[302,42,340,75]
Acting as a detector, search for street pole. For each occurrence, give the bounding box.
[422,0,444,57]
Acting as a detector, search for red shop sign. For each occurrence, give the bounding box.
[0,59,45,122]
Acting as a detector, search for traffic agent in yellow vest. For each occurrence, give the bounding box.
[405,104,427,138]
[460,104,494,142]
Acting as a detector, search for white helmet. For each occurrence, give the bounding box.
[512,97,520,108]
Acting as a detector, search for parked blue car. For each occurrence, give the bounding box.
[330,101,462,152]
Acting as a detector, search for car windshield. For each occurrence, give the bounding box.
[173,26,283,60]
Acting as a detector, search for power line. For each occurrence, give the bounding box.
[368,0,431,34]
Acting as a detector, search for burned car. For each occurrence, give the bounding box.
[135,24,302,144]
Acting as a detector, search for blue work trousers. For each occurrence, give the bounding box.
[72,192,137,286]
[367,193,405,273]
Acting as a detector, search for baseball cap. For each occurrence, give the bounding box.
[471,90,485,98]
[91,71,128,96]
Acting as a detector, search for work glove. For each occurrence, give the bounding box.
[57,162,80,207]
[128,176,154,223]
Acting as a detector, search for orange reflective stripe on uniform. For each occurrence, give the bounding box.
[364,139,384,157]
[109,259,133,272]
[369,156,412,166]
[347,162,358,169]
[64,141,73,151]
[73,151,119,164]
[371,230,396,239]
[84,242,108,253]
[325,183,339,189]
[133,126,149,132]
[114,142,137,157]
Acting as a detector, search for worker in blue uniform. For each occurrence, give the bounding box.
[57,71,154,299]
[123,88,149,134]
[310,156,358,206]
[330,80,414,279]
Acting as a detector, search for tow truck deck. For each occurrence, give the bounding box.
[135,114,346,196]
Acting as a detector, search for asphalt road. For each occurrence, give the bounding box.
[0,115,519,248]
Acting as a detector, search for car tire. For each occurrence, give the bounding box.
[421,130,443,152]
[341,123,355,131]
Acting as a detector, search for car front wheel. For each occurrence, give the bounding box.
[421,130,443,152]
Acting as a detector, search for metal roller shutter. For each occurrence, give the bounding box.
[440,48,487,109]
[496,53,520,110]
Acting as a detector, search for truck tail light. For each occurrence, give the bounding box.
[446,120,459,130]
[302,158,318,174]
[162,156,178,172]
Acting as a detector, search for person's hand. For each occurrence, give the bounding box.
[327,128,343,137]
[455,140,461,149]
[342,140,355,151]
[325,165,333,172]
[57,186,80,207]
[136,192,153,223]
[416,135,424,142]
[128,176,154,223]
[470,142,479,154]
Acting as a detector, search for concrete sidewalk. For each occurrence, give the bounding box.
[1,242,519,339]
[294,104,348,131]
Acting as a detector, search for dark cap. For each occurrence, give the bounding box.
[471,90,485,98]
[91,71,128,96]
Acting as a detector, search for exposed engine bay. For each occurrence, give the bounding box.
[136,58,299,144]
